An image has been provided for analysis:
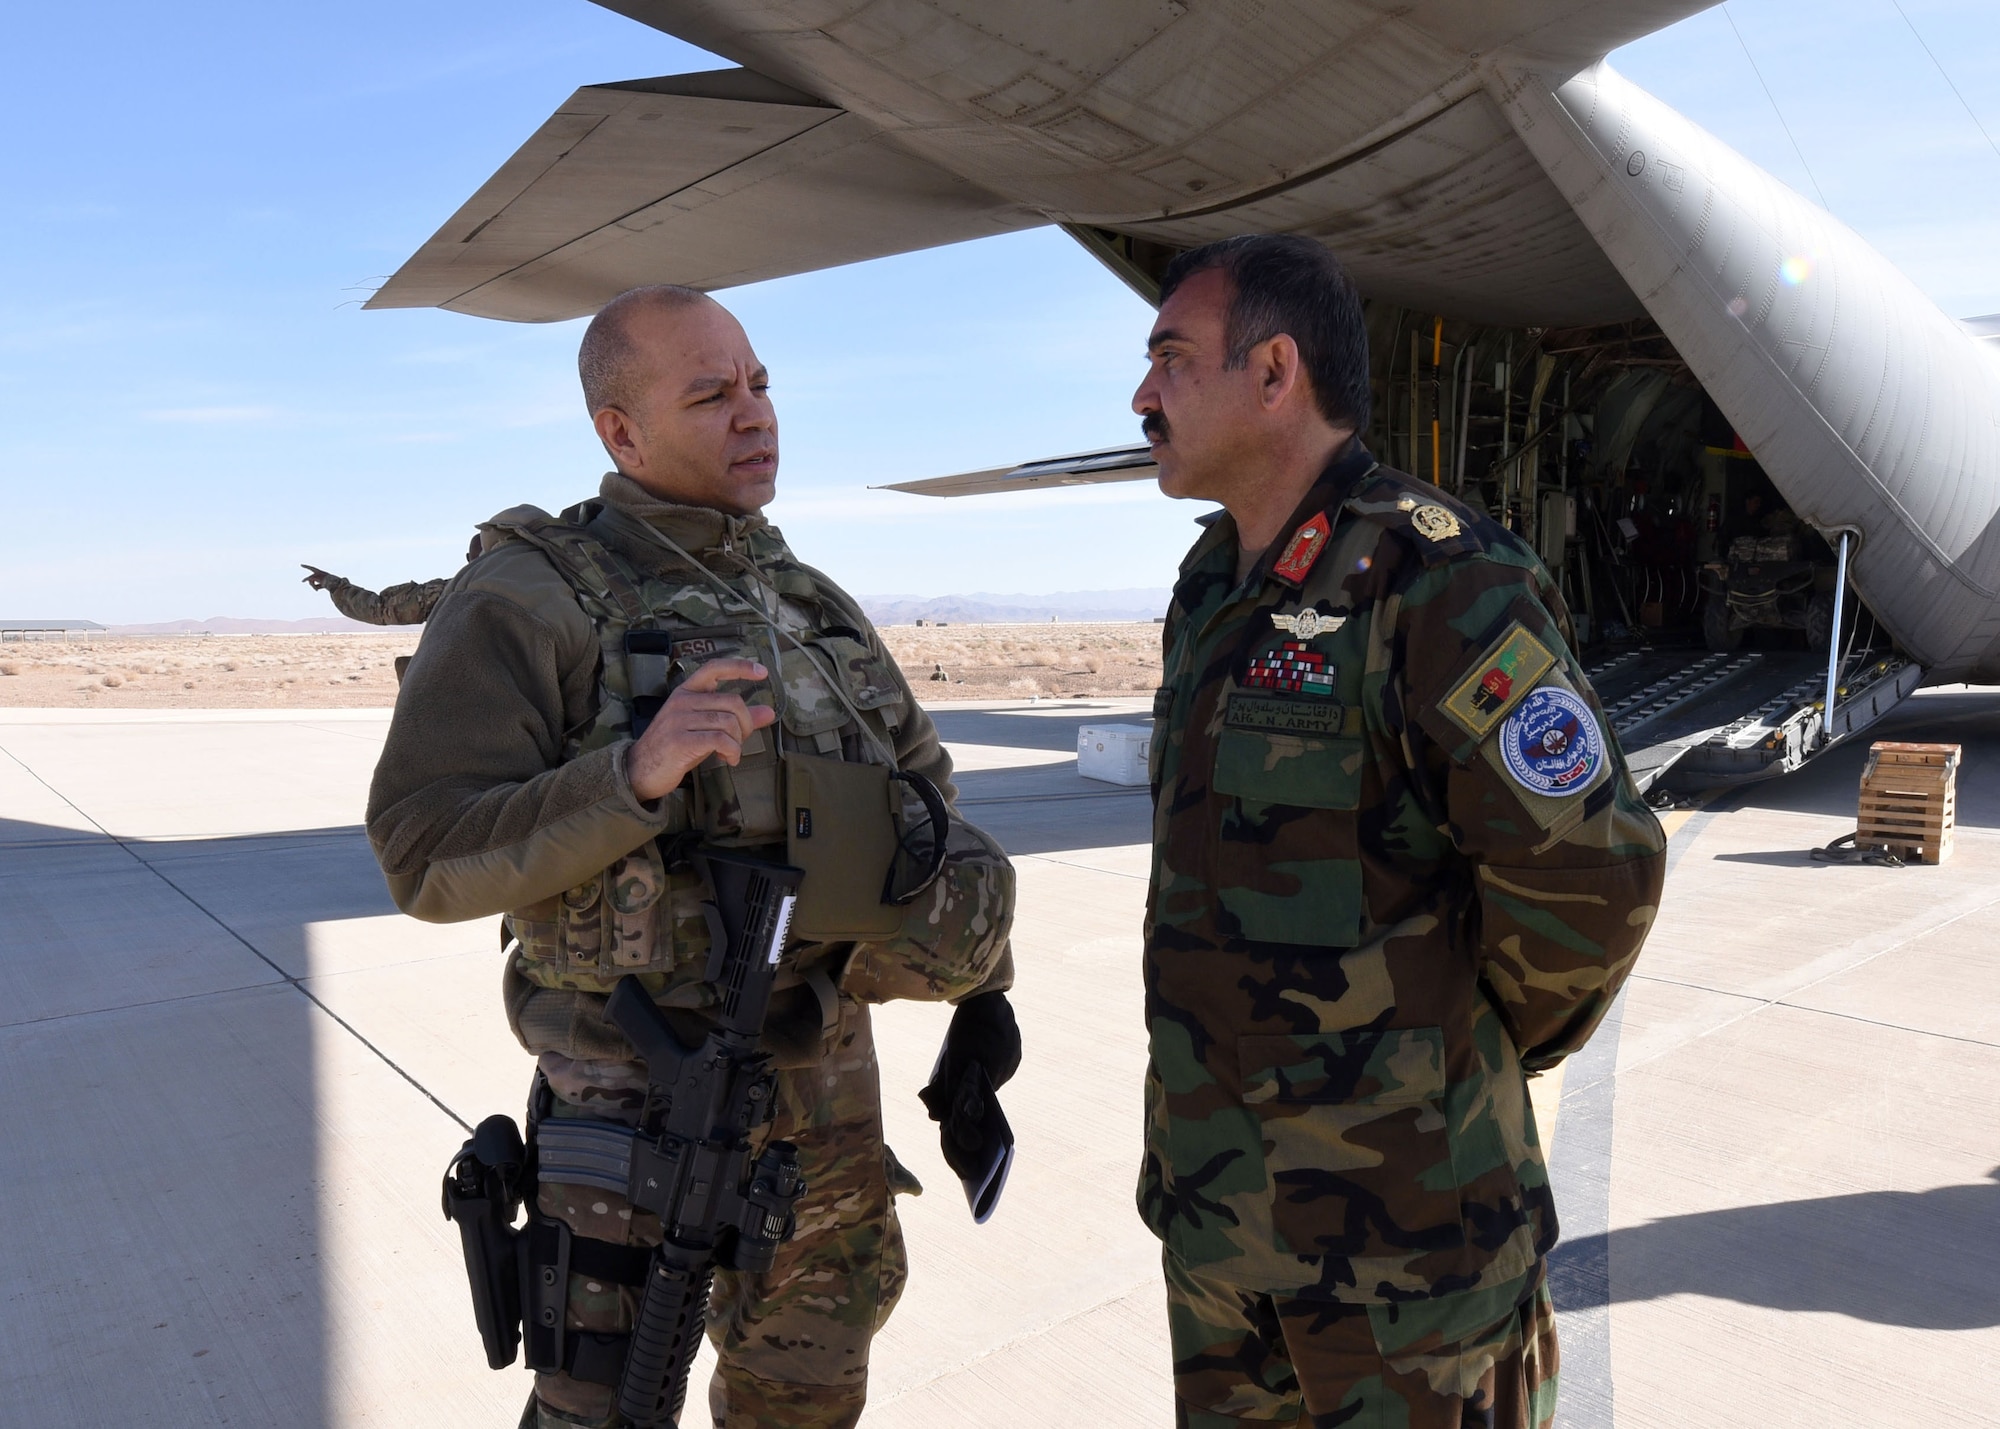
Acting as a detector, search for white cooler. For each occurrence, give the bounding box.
[1077,724,1152,786]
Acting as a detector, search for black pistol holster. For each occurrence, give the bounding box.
[441,1097,652,1388]
[441,1113,528,1370]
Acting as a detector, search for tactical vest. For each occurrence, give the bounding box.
[483,501,912,1008]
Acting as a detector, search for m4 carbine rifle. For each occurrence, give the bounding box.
[441,848,809,1428]
[605,849,808,1426]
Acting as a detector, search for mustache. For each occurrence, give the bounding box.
[1141,412,1170,443]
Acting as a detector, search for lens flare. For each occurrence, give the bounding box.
[1779,255,1813,286]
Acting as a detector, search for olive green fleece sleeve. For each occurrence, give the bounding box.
[365,545,686,924]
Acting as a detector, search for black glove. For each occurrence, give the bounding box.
[918,992,1021,1220]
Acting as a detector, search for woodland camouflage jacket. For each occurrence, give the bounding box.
[1140,441,1666,1302]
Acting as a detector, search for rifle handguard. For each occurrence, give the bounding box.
[617,1244,715,1427]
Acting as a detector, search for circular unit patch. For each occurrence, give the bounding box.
[1499,686,1603,797]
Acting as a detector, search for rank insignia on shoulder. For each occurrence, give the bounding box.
[1272,607,1346,640]
[1272,512,1332,584]
[1501,686,1604,797]
[1439,622,1557,743]
[1411,504,1463,542]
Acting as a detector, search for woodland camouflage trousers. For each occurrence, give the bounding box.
[1167,1252,1559,1429]
[530,995,911,1429]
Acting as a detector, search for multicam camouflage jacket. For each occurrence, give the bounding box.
[1140,441,1666,1302]
[325,575,447,626]
[366,473,1014,1077]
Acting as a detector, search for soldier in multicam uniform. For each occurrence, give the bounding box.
[1130,235,1666,1427]
[302,567,456,625]
[303,536,485,624]
[366,286,1019,1428]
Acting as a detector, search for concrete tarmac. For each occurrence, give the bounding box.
[2,691,1997,1426]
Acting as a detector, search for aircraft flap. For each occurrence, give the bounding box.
[366,67,1044,322]
[877,445,1159,498]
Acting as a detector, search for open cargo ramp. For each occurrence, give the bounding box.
[1595,648,1925,792]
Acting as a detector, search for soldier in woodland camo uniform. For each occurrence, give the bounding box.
[1132,236,1665,1427]
[366,287,1017,1428]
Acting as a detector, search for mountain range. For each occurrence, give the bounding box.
[857,589,1172,625]
[83,590,1176,633]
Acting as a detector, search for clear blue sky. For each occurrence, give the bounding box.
[1,0,1993,621]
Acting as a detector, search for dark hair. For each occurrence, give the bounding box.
[578,284,710,418]
[1157,234,1371,431]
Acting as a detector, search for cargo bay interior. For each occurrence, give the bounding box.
[1345,305,1917,790]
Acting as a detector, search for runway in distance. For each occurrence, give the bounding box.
[366,0,2000,790]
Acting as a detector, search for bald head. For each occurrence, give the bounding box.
[580,286,779,513]
[578,284,710,420]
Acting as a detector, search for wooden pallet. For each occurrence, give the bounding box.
[1856,741,1960,864]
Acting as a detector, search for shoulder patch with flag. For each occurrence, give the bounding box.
[1438,622,1557,743]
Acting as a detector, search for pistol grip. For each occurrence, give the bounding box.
[603,975,692,1080]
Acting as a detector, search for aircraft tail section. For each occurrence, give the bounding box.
[1497,61,2000,684]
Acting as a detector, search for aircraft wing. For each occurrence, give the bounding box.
[875,445,1156,498]
[601,1,1719,113]
[364,69,1041,322]
[372,2,1723,325]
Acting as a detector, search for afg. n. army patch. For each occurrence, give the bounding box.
[1500,686,1604,797]
[1224,691,1353,737]
[1439,622,1557,742]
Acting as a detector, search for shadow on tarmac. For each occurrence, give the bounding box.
[0,814,353,1425]
[1590,690,2000,1338]
[931,705,1155,856]
[1568,1169,2000,1329]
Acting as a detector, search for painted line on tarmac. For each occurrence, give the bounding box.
[959,788,1150,805]
[1547,792,1726,1429]
[0,739,473,1135]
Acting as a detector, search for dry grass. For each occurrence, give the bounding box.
[0,622,1163,709]
[876,621,1162,700]
[0,635,416,708]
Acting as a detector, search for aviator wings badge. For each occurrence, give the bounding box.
[1272,608,1347,640]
